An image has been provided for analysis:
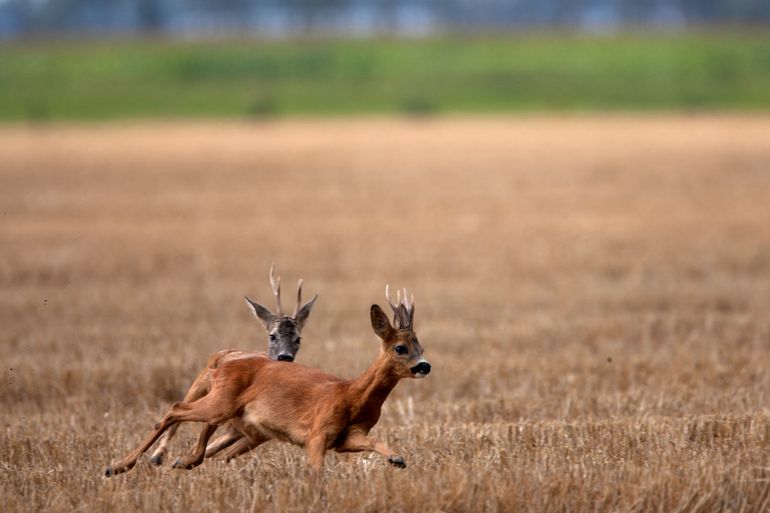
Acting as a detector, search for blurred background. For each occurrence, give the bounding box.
[4,2,770,512]
[1,0,769,120]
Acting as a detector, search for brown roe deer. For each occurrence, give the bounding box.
[147,264,318,465]
[104,286,429,475]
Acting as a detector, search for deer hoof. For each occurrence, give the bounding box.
[149,453,164,466]
[104,466,114,477]
[387,455,406,469]
[172,458,199,470]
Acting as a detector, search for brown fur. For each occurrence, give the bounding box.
[105,302,429,476]
[148,350,267,464]
[147,265,318,466]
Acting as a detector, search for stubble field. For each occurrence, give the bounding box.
[2,116,770,512]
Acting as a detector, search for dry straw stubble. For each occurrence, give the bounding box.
[2,116,770,512]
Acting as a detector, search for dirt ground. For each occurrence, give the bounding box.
[2,115,770,512]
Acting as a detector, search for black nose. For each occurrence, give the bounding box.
[277,354,294,362]
[411,362,431,375]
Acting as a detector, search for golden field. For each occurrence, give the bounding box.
[2,116,770,512]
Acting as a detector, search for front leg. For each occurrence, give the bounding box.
[335,430,406,468]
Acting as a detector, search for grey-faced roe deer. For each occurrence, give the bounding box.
[105,285,430,476]
[147,264,318,466]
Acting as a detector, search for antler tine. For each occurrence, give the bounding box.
[386,284,416,330]
[400,289,414,312]
[385,284,400,315]
[396,288,414,330]
[293,278,303,318]
[269,264,283,316]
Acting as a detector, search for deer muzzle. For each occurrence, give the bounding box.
[410,360,431,377]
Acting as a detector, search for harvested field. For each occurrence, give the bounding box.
[2,115,770,512]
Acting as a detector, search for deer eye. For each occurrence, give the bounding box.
[394,345,408,355]
[269,334,277,341]
[296,337,301,345]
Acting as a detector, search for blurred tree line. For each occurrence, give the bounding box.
[1,0,768,38]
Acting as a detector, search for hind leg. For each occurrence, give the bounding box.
[204,423,243,458]
[105,391,237,477]
[150,368,213,465]
[105,402,189,477]
[218,437,261,461]
[215,417,268,462]
[172,424,218,470]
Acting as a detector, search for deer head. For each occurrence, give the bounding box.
[370,285,431,379]
[244,264,318,362]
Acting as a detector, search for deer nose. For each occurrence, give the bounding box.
[277,354,294,362]
[411,361,431,375]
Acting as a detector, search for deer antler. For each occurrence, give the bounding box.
[385,284,414,330]
[402,287,414,329]
[385,284,400,317]
[402,288,414,312]
[269,264,283,316]
[293,279,304,318]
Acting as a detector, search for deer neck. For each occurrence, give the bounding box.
[346,351,401,420]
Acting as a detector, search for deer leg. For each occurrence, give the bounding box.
[214,417,268,462]
[172,424,218,470]
[336,430,406,468]
[150,368,212,465]
[204,423,244,458]
[105,402,188,477]
[105,392,238,477]
[216,435,263,462]
[306,433,328,471]
[148,421,181,466]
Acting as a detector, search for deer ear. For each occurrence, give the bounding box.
[245,296,277,329]
[295,294,318,331]
[370,304,395,341]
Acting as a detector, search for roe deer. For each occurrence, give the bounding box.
[104,286,430,476]
[147,264,318,466]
